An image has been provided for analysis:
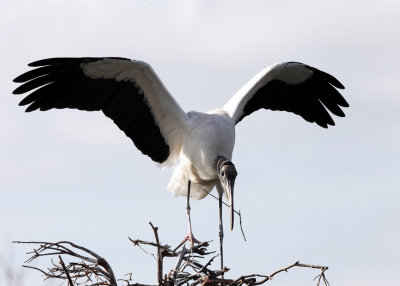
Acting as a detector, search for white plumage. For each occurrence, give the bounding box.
[13,57,348,231]
[168,110,235,200]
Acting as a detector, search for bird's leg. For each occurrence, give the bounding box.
[176,181,200,250]
[185,180,199,245]
[219,193,224,275]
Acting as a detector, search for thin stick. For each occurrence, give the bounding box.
[149,222,163,286]
[228,261,329,286]
[14,241,118,286]
[172,245,187,281]
[202,188,247,241]
[58,255,74,286]
[16,229,329,286]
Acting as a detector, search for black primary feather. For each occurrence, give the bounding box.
[237,64,348,127]
[13,57,170,163]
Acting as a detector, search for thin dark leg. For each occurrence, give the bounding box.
[219,193,224,275]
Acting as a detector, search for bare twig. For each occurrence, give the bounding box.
[171,245,187,281]
[128,238,171,250]
[228,261,329,286]
[17,224,330,286]
[13,240,117,286]
[202,188,247,241]
[130,224,329,286]
[149,222,163,286]
[58,255,74,286]
[237,210,246,241]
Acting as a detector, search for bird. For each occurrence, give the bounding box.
[13,57,348,269]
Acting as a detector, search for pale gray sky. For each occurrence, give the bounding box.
[1,1,399,285]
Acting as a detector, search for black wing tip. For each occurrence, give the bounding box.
[24,105,37,112]
[317,118,335,129]
[18,97,31,106]
[338,83,345,89]
[13,86,26,94]
[339,99,350,108]
[14,56,132,91]
[314,67,349,108]
[28,57,88,67]
[333,81,345,90]
[13,75,25,83]
[314,68,345,90]
[317,120,337,129]
[304,64,345,90]
[327,75,345,90]
[28,57,132,67]
[28,58,57,67]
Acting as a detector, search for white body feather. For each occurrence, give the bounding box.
[167,109,235,199]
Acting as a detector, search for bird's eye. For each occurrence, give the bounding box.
[220,171,225,176]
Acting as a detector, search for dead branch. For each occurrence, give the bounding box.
[58,255,74,286]
[227,261,329,286]
[13,240,117,286]
[149,222,163,286]
[16,223,330,286]
[129,223,329,286]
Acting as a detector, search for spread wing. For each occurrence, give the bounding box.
[13,57,188,165]
[223,62,348,127]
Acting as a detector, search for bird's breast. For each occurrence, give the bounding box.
[180,111,235,184]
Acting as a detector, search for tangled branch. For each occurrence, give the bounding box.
[15,223,330,286]
[13,240,117,286]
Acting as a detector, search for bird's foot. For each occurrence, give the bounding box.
[175,231,201,251]
[184,231,201,246]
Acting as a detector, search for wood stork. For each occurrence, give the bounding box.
[13,57,348,268]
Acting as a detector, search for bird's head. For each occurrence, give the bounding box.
[217,157,237,231]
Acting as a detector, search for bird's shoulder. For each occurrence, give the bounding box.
[207,108,231,118]
[186,109,234,124]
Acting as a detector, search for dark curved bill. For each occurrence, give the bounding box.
[224,179,235,231]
